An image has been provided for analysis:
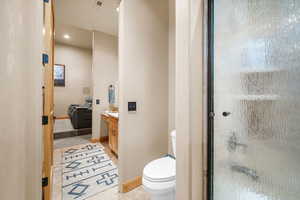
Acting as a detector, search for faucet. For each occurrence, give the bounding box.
[228,132,248,152]
[231,164,259,181]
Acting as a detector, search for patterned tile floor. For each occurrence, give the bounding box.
[52,139,150,200]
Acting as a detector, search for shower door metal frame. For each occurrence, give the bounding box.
[207,0,214,200]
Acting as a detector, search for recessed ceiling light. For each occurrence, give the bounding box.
[116,7,120,12]
[63,34,70,39]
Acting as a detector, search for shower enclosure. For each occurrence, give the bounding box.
[208,0,300,200]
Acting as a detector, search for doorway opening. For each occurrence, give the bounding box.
[51,1,120,199]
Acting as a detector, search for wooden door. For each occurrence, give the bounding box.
[42,0,55,199]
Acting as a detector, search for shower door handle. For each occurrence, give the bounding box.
[222,111,231,117]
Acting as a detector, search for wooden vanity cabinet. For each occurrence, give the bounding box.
[108,116,118,155]
[101,114,109,122]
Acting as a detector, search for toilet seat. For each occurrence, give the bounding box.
[142,131,176,200]
[143,157,175,183]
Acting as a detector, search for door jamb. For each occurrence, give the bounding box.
[207,0,214,200]
[42,0,55,199]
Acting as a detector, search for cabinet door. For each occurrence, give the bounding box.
[112,130,116,153]
[115,122,118,153]
[108,120,114,150]
[108,118,118,155]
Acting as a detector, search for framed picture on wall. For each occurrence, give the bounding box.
[54,64,65,87]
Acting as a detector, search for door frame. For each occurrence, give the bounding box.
[42,0,55,199]
[207,0,214,200]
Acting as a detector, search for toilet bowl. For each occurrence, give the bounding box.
[143,130,176,200]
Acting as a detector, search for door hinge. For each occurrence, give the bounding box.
[209,111,215,118]
[42,115,49,125]
[42,53,49,65]
[42,177,48,187]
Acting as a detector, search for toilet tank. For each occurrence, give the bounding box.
[171,130,176,157]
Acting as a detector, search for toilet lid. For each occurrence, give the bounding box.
[143,157,176,182]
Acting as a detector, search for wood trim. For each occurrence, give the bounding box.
[100,136,109,142]
[42,166,53,200]
[90,136,109,143]
[42,0,55,199]
[121,176,142,193]
[55,115,69,120]
[90,138,100,143]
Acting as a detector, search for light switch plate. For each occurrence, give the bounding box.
[128,102,137,112]
[96,99,100,105]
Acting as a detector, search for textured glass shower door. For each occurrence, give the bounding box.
[212,1,300,200]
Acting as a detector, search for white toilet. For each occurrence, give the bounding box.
[143,130,176,200]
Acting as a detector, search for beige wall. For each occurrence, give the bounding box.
[175,0,204,199]
[92,31,118,139]
[0,0,43,199]
[118,0,169,184]
[54,43,92,116]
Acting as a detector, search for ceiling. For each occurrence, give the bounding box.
[55,24,93,49]
[55,0,120,49]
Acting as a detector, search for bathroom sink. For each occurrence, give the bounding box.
[103,110,119,118]
[107,112,119,119]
